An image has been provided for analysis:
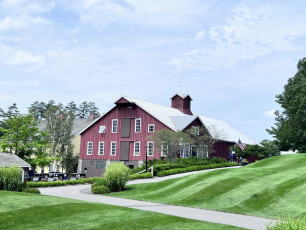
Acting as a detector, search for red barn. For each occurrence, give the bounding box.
[78,94,257,177]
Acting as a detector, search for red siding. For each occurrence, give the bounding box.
[80,106,169,162]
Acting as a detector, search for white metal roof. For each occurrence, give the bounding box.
[198,115,257,145]
[79,96,258,145]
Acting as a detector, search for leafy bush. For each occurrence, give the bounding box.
[129,172,153,180]
[23,188,41,194]
[94,177,107,186]
[267,216,306,230]
[156,162,237,177]
[91,185,110,194]
[26,177,98,188]
[104,163,129,192]
[0,166,23,192]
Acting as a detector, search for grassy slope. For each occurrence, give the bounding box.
[109,154,306,219]
[0,191,244,230]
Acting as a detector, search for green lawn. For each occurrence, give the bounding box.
[0,191,244,230]
[108,154,306,219]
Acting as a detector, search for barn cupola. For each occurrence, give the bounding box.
[171,94,193,115]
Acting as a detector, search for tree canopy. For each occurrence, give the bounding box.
[0,114,50,160]
[267,58,306,152]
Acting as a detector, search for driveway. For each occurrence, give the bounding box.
[39,166,276,230]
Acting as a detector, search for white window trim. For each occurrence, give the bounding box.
[98,142,104,155]
[87,142,93,155]
[110,142,117,156]
[135,118,141,133]
[148,124,155,132]
[147,141,154,156]
[161,142,168,157]
[192,126,200,135]
[180,145,184,158]
[112,119,118,133]
[133,141,140,156]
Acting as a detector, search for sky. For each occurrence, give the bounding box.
[1,0,306,143]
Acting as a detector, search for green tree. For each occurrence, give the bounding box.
[150,129,193,163]
[0,114,49,161]
[28,101,47,119]
[267,58,306,152]
[65,101,79,117]
[78,101,100,118]
[186,126,225,158]
[44,106,75,172]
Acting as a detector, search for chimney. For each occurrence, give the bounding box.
[171,94,193,115]
[89,113,97,119]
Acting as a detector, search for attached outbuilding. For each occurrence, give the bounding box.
[0,152,31,182]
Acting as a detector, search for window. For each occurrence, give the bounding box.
[185,144,190,157]
[147,141,154,156]
[192,126,200,135]
[112,119,118,133]
[99,126,106,133]
[134,142,140,156]
[110,142,117,156]
[148,124,155,132]
[161,143,168,157]
[87,142,93,155]
[135,118,141,133]
[96,161,105,169]
[98,142,104,155]
[180,145,185,158]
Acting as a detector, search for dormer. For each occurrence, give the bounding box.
[171,94,193,115]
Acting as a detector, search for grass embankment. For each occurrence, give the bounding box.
[0,191,244,230]
[109,154,306,219]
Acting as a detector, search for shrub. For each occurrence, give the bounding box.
[91,185,110,194]
[94,177,107,186]
[128,172,153,180]
[23,188,41,194]
[0,166,23,192]
[156,162,237,177]
[267,216,306,230]
[104,163,129,192]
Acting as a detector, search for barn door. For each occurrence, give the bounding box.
[121,118,131,138]
[120,141,130,161]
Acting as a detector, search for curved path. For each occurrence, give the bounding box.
[39,167,276,230]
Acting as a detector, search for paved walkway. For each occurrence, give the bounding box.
[39,167,276,230]
[127,166,241,185]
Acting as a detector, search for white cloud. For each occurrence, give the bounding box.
[262,109,276,118]
[69,0,209,27]
[0,16,50,31]
[6,51,45,70]
[195,30,205,42]
[171,3,306,70]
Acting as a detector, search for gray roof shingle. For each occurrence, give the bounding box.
[0,152,31,168]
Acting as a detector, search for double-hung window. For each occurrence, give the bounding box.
[161,143,168,157]
[191,126,200,135]
[87,142,93,155]
[134,142,140,156]
[147,141,154,156]
[135,118,141,133]
[98,142,104,155]
[112,119,118,133]
[110,142,117,156]
[148,124,155,132]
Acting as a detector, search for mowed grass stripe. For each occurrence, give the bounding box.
[109,154,306,219]
[0,191,244,230]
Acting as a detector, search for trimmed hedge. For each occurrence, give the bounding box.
[156,162,238,177]
[27,178,97,188]
[91,185,110,194]
[128,172,153,180]
[23,188,41,194]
